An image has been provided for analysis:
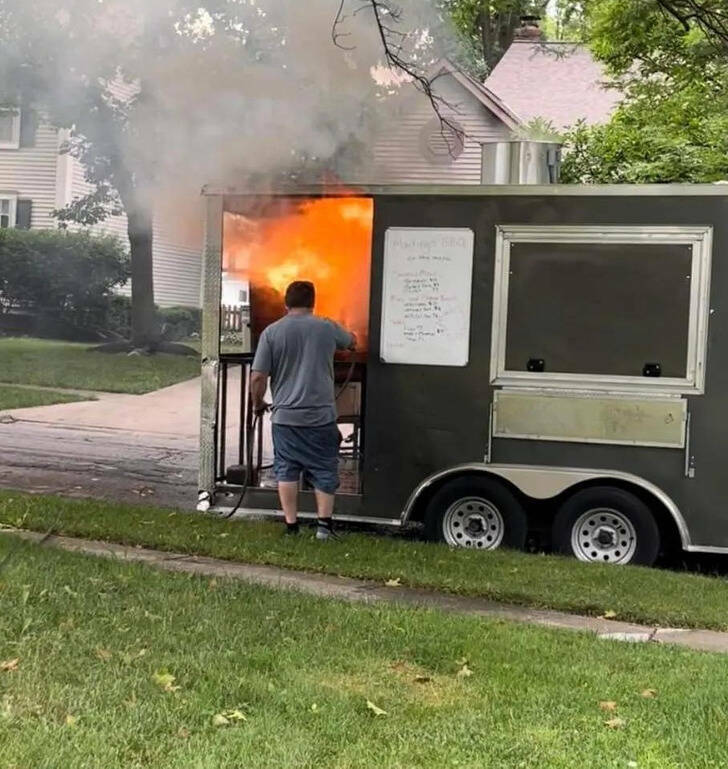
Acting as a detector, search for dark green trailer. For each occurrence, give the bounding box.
[198,184,727,566]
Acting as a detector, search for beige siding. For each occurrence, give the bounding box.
[151,223,203,308]
[0,123,61,228]
[371,77,510,184]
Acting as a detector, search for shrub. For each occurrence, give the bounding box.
[106,294,132,338]
[103,298,201,341]
[0,228,129,335]
[159,306,201,341]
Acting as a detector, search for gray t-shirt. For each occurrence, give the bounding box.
[251,313,354,426]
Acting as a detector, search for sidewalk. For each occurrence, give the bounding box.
[0,377,203,437]
[6,528,728,655]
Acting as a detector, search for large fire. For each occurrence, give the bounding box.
[223,197,373,349]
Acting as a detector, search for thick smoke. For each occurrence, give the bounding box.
[2,0,454,194]
[153,0,389,189]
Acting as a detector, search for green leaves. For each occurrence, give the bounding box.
[563,0,728,184]
[0,228,129,326]
[561,81,728,184]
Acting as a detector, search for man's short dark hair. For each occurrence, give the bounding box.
[285,281,315,309]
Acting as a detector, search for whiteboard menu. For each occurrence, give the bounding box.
[380,227,475,366]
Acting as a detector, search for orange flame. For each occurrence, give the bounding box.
[223,197,373,349]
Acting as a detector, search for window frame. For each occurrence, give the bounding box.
[0,108,21,149]
[0,193,17,229]
[489,224,713,396]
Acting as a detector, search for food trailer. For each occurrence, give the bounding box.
[197,184,727,566]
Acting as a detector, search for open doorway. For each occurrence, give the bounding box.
[219,195,374,497]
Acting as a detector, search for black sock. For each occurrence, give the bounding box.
[286,521,300,533]
[317,518,332,529]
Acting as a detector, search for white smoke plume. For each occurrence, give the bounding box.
[1,0,455,194]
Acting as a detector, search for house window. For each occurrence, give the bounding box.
[0,195,17,228]
[490,225,713,395]
[0,108,21,149]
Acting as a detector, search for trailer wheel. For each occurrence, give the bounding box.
[553,486,660,566]
[423,476,528,550]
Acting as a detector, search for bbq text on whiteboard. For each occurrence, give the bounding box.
[380,228,474,366]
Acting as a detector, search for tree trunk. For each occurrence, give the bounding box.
[478,7,494,71]
[127,207,159,348]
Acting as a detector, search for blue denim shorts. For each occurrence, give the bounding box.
[272,422,340,494]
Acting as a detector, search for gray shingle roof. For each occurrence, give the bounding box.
[484,41,622,129]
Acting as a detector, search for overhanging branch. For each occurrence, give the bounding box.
[655,0,728,51]
[334,0,466,156]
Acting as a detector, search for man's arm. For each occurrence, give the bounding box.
[331,320,356,351]
[251,331,272,414]
[250,371,269,415]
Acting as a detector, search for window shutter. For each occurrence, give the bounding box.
[15,199,32,229]
[18,109,37,148]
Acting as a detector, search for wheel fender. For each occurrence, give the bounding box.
[401,463,691,549]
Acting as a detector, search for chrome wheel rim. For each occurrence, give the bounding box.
[571,508,637,564]
[442,497,504,550]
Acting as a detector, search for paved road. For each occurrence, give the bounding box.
[0,373,271,510]
[0,418,198,509]
[0,377,206,508]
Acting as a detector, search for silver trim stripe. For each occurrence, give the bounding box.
[202,183,728,197]
[210,506,402,528]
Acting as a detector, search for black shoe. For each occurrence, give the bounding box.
[316,518,336,541]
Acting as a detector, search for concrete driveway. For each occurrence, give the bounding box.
[3,376,203,436]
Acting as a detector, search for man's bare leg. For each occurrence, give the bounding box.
[314,489,334,520]
[278,482,299,525]
[314,488,334,540]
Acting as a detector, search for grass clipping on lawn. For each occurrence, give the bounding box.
[2,537,728,769]
[2,491,728,631]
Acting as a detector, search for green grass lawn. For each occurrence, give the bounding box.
[3,491,728,631]
[2,537,728,769]
[0,337,199,394]
[0,384,90,410]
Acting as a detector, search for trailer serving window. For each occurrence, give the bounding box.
[490,225,713,394]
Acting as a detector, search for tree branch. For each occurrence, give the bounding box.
[655,0,728,51]
[358,0,466,155]
[332,0,355,50]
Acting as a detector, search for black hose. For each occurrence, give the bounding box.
[221,412,261,520]
[335,357,356,401]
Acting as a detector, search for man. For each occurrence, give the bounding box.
[250,280,355,540]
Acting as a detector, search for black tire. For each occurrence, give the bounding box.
[552,486,660,566]
[423,476,528,551]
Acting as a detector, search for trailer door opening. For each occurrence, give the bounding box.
[219,195,373,499]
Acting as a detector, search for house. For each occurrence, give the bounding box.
[0,108,203,308]
[483,38,621,129]
[369,28,620,185]
[370,60,519,185]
